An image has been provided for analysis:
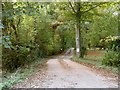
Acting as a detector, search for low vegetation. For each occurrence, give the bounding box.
[1,58,47,89]
[72,50,118,74]
[0,1,119,89]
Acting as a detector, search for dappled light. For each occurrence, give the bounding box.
[1,1,119,89]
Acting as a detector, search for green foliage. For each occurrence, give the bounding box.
[1,2,119,89]
[2,2,118,72]
[3,47,30,72]
[2,2,76,72]
[86,5,118,48]
[2,36,11,49]
[99,36,119,67]
[102,50,119,67]
[99,36,120,51]
[72,52,118,73]
[80,46,87,58]
[1,58,47,89]
[0,23,4,29]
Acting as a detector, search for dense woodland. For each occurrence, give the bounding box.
[1,2,120,74]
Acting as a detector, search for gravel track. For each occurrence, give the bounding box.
[13,55,118,88]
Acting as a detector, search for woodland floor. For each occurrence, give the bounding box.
[12,55,118,88]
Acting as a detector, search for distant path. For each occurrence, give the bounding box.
[13,55,118,88]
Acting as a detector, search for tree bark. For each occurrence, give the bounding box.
[76,1,81,57]
[75,24,80,57]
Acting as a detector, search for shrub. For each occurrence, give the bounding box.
[99,35,120,50]
[102,50,119,67]
[2,45,36,72]
[80,46,87,58]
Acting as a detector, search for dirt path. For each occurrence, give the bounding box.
[13,55,118,88]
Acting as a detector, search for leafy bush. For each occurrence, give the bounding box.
[101,36,120,67]
[80,46,87,58]
[99,35,120,50]
[2,45,37,72]
[102,50,119,67]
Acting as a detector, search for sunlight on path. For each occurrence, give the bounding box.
[13,55,118,88]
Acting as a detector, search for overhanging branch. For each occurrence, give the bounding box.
[83,3,107,14]
[68,0,77,13]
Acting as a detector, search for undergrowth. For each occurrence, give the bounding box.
[1,58,47,90]
[72,55,118,74]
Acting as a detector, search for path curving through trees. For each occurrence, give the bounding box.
[13,55,118,88]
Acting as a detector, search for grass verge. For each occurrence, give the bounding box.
[0,57,48,90]
[72,55,118,74]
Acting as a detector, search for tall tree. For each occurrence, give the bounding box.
[68,1,110,57]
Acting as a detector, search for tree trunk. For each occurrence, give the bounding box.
[76,2,82,57]
[75,24,80,57]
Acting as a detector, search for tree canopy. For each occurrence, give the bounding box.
[1,1,119,72]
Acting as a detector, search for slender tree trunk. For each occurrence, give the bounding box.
[11,20,19,44]
[75,24,80,57]
[76,1,81,57]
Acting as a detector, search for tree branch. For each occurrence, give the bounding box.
[68,0,77,13]
[17,17,21,28]
[83,3,107,14]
